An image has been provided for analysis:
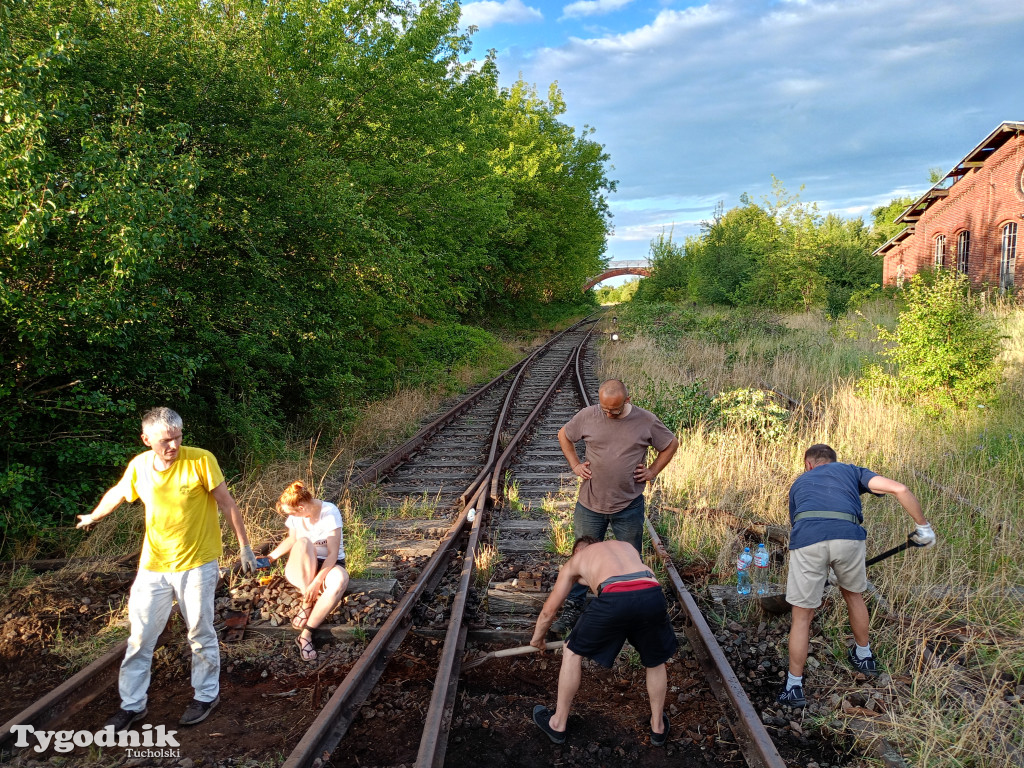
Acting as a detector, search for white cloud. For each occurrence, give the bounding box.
[494,0,1024,245]
[561,0,634,21]
[461,0,543,30]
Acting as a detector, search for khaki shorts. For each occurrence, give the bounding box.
[786,539,867,609]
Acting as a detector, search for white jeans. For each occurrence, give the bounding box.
[119,560,220,711]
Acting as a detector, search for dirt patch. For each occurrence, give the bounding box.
[0,568,134,724]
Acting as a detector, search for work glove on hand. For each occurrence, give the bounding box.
[909,522,936,548]
[240,544,258,573]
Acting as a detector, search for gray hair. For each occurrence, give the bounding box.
[141,407,183,434]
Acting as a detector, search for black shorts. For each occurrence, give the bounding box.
[317,557,346,570]
[566,586,677,668]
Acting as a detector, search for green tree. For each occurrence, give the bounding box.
[817,214,881,316]
[633,231,688,303]
[0,0,615,551]
[871,197,913,245]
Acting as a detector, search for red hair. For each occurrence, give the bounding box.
[277,480,314,516]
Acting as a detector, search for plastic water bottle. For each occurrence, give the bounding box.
[754,543,770,595]
[736,547,753,595]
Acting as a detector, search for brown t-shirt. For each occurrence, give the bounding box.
[563,405,676,514]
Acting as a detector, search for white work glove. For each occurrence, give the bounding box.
[909,522,936,548]
[240,544,258,573]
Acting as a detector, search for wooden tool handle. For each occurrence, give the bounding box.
[491,640,564,659]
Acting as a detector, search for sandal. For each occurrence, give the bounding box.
[295,633,317,662]
[291,605,311,630]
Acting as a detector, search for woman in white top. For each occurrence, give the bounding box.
[267,481,350,661]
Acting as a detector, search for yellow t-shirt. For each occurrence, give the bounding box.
[118,446,225,572]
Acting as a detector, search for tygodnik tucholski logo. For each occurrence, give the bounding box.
[9,723,181,758]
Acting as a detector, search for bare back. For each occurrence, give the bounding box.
[571,540,649,594]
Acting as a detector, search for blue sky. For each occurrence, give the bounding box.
[458,0,1024,282]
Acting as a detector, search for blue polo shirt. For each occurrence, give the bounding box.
[788,462,881,550]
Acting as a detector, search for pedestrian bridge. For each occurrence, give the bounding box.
[583,260,650,292]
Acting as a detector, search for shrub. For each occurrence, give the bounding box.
[631,375,720,432]
[875,272,1002,408]
[712,388,790,442]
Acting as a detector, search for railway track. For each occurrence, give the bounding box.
[1,312,790,768]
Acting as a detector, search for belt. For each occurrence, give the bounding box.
[597,570,656,596]
[792,510,861,525]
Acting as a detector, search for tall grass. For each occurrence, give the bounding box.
[604,298,1024,767]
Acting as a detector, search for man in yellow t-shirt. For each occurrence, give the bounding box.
[78,407,257,730]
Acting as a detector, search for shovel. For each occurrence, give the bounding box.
[865,532,926,567]
[758,531,924,614]
[463,640,564,670]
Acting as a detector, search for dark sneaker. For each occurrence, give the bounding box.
[532,704,566,744]
[847,647,878,676]
[550,600,584,634]
[179,695,220,725]
[105,707,147,732]
[650,712,670,746]
[776,685,806,708]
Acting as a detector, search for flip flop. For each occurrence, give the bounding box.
[295,633,317,662]
[650,712,670,747]
[532,705,566,744]
[291,605,310,630]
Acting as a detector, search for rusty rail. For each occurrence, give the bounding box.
[646,519,787,768]
[286,321,602,767]
[0,641,127,754]
[350,312,601,497]
[280,503,474,768]
[415,482,488,767]
[489,322,599,501]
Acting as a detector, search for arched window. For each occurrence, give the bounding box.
[1001,222,1018,290]
[956,230,970,275]
[933,235,946,268]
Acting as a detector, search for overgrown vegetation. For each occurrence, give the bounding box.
[603,298,1024,768]
[863,271,1003,410]
[0,0,613,550]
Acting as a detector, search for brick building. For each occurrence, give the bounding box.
[877,121,1024,290]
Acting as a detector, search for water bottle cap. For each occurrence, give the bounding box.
[743,546,750,551]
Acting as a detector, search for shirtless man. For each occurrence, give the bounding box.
[551,379,678,633]
[530,538,677,746]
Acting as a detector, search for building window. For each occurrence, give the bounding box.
[1001,222,1018,290]
[956,230,970,275]
[934,235,946,268]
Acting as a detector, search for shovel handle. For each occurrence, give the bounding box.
[865,532,925,567]
[492,640,564,660]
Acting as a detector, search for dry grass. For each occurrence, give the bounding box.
[602,298,1024,768]
[474,541,501,588]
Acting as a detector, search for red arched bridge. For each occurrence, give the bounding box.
[583,260,651,292]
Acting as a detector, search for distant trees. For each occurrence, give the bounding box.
[595,279,640,304]
[0,0,613,544]
[634,180,881,314]
[871,197,914,245]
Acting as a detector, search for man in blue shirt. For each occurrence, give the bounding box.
[777,444,935,707]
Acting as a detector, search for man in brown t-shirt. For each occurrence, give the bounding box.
[551,379,678,633]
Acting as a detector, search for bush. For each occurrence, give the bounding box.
[631,376,720,432]
[874,272,1002,408]
[712,388,790,443]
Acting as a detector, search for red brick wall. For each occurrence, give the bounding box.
[883,133,1024,288]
